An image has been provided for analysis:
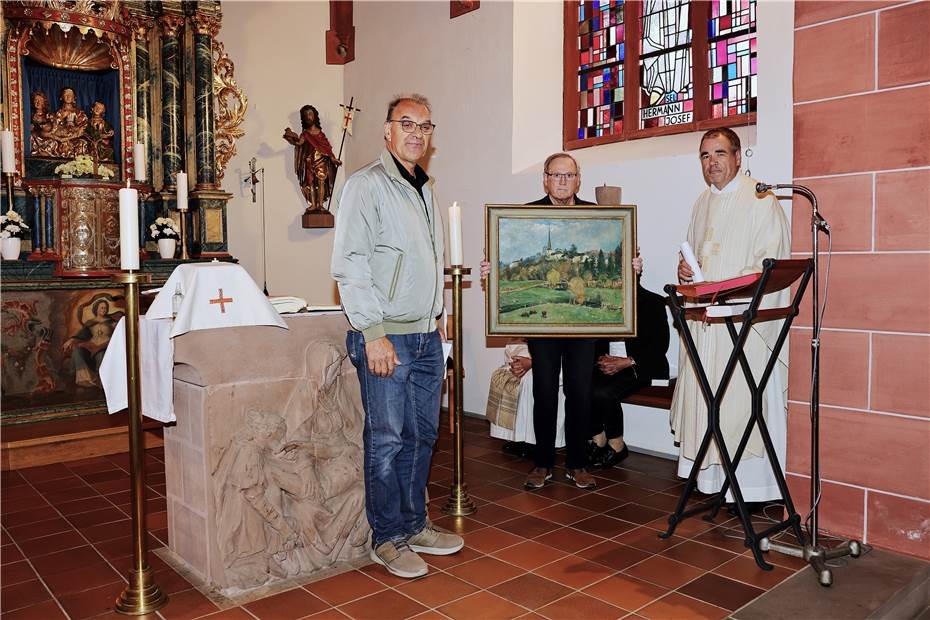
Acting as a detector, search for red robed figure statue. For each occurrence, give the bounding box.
[283,104,341,212]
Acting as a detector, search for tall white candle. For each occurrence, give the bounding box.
[133,143,146,181]
[119,182,140,270]
[1,131,15,174]
[176,171,188,211]
[448,201,463,265]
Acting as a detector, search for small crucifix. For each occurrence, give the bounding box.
[209,289,234,313]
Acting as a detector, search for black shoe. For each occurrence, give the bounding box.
[595,444,630,468]
[502,441,526,457]
[586,441,602,462]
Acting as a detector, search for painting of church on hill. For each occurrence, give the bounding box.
[485,204,637,338]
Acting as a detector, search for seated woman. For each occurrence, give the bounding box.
[589,283,670,468]
[485,341,565,459]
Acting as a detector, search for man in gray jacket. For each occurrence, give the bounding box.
[331,94,463,579]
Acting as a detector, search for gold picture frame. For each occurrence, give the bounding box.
[485,204,637,338]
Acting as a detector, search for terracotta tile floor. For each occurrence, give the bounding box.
[0,417,804,619]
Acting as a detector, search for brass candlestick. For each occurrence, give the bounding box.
[441,265,477,517]
[112,271,167,615]
[179,210,190,260]
[4,172,13,215]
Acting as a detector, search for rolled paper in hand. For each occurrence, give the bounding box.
[680,241,705,283]
[119,184,140,270]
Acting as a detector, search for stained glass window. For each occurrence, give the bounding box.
[575,1,626,140]
[564,1,758,149]
[639,0,693,129]
[708,0,757,118]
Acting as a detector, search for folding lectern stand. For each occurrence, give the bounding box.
[661,258,813,570]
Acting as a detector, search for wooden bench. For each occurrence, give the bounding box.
[622,378,676,409]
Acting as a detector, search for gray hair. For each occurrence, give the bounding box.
[543,152,581,175]
[386,93,431,121]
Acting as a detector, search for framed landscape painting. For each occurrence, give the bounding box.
[486,204,637,337]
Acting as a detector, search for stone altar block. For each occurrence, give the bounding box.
[165,313,369,594]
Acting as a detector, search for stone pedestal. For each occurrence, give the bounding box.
[165,314,369,594]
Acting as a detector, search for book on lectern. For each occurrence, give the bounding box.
[676,272,762,299]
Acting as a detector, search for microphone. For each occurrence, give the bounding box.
[756,181,829,232]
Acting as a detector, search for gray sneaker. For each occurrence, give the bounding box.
[370,541,428,579]
[407,522,464,555]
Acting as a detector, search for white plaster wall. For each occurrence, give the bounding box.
[220,1,344,303]
[342,0,794,455]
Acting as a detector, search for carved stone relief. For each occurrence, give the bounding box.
[209,338,369,590]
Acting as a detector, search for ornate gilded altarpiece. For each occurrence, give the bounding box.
[0,0,247,426]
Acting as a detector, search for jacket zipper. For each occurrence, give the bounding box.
[388,253,404,301]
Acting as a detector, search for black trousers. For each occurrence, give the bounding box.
[527,338,596,470]
[590,369,649,440]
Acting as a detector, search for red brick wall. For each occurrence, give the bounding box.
[788,1,930,559]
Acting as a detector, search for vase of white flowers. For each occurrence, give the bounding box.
[54,155,116,180]
[1,210,30,260]
[150,217,181,259]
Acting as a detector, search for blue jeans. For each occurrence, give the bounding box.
[346,330,444,548]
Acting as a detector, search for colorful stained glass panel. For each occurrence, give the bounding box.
[639,0,694,129]
[576,0,625,140]
[708,0,757,118]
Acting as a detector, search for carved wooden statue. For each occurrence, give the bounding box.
[283,105,341,212]
[29,86,117,161]
[85,101,115,163]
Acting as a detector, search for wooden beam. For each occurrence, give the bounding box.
[326,1,355,65]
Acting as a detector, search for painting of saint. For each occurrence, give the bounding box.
[64,295,123,388]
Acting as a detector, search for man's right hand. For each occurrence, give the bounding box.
[508,355,531,379]
[678,257,694,284]
[480,260,491,279]
[366,337,400,377]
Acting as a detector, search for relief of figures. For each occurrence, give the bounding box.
[29,86,116,162]
[211,339,368,590]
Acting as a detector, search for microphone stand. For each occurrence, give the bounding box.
[755,182,861,586]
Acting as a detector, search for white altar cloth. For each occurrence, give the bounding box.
[147,262,286,337]
[100,262,288,422]
[100,316,176,423]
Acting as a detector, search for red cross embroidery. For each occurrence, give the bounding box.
[209,289,234,313]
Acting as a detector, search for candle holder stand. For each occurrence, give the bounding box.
[179,210,190,260]
[441,265,477,517]
[4,172,13,214]
[111,271,167,615]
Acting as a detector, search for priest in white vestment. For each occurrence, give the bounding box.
[671,127,790,503]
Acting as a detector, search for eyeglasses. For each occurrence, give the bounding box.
[388,120,436,135]
[544,172,577,181]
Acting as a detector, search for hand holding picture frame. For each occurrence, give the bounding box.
[485,204,637,337]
